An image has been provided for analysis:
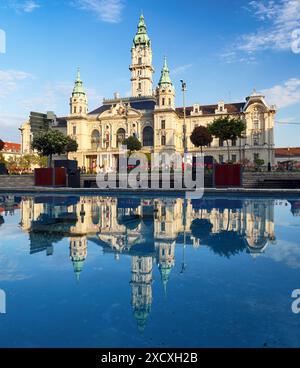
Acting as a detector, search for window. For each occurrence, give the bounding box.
[168,98,171,106]
[253,134,259,146]
[138,57,142,65]
[117,128,126,147]
[254,153,259,162]
[73,126,76,135]
[162,97,165,106]
[231,139,237,147]
[161,135,166,146]
[219,155,224,163]
[219,139,224,147]
[161,120,166,130]
[143,126,154,147]
[74,107,77,114]
[232,155,237,163]
[138,82,142,90]
[91,130,101,150]
[161,222,166,232]
[79,107,82,113]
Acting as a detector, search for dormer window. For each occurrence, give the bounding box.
[191,104,202,116]
[216,101,227,114]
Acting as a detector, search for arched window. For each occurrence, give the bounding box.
[117,128,126,147]
[91,130,101,150]
[143,126,154,147]
[91,203,100,225]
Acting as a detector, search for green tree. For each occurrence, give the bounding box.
[190,126,213,154]
[208,116,245,162]
[31,129,78,167]
[122,136,142,154]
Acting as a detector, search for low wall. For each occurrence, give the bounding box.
[243,172,300,188]
[0,175,35,188]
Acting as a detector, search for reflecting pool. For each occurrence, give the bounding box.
[0,194,300,347]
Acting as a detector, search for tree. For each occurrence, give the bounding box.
[190,126,213,153]
[208,117,245,162]
[0,140,4,151]
[122,136,142,154]
[65,136,78,154]
[31,129,78,167]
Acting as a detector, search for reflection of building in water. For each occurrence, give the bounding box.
[20,195,277,330]
[70,236,87,281]
[131,256,153,333]
[156,241,175,294]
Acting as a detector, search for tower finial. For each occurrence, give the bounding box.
[76,67,81,81]
[158,56,172,87]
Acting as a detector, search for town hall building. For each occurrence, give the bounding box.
[21,14,276,172]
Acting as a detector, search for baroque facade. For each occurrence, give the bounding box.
[21,14,276,171]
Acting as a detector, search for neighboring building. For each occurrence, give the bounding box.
[20,111,67,155]
[21,14,276,171]
[1,142,21,161]
[275,148,300,167]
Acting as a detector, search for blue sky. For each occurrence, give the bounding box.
[0,0,300,146]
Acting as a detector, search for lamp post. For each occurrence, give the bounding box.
[180,80,187,155]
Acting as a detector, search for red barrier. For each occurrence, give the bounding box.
[35,168,66,187]
[214,164,242,187]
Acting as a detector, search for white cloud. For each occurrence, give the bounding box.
[172,64,193,76]
[222,0,300,62]
[72,0,124,23]
[22,0,40,12]
[262,78,300,108]
[241,0,300,52]
[0,70,33,98]
[5,0,40,13]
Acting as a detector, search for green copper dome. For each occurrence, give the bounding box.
[72,256,85,282]
[72,68,86,96]
[159,263,173,295]
[158,57,173,88]
[133,14,151,47]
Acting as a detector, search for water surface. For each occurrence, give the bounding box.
[0,194,300,348]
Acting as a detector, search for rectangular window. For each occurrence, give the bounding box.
[219,139,224,147]
[161,120,166,130]
[231,139,237,147]
[219,155,224,164]
[161,135,166,146]
[161,222,166,232]
[162,97,165,106]
[138,57,142,65]
[254,153,259,162]
[232,154,237,163]
[73,126,76,135]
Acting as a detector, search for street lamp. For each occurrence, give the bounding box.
[180,80,187,155]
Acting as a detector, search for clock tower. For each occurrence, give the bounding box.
[130,14,154,97]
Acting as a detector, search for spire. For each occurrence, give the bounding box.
[133,13,151,47]
[72,67,86,96]
[158,57,172,87]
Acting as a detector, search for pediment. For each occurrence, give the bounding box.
[98,102,142,119]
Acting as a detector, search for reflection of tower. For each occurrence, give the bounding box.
[70,236,87,281]
[244,200,275,257]
[131,256,153,333]
[156,241,175,295]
